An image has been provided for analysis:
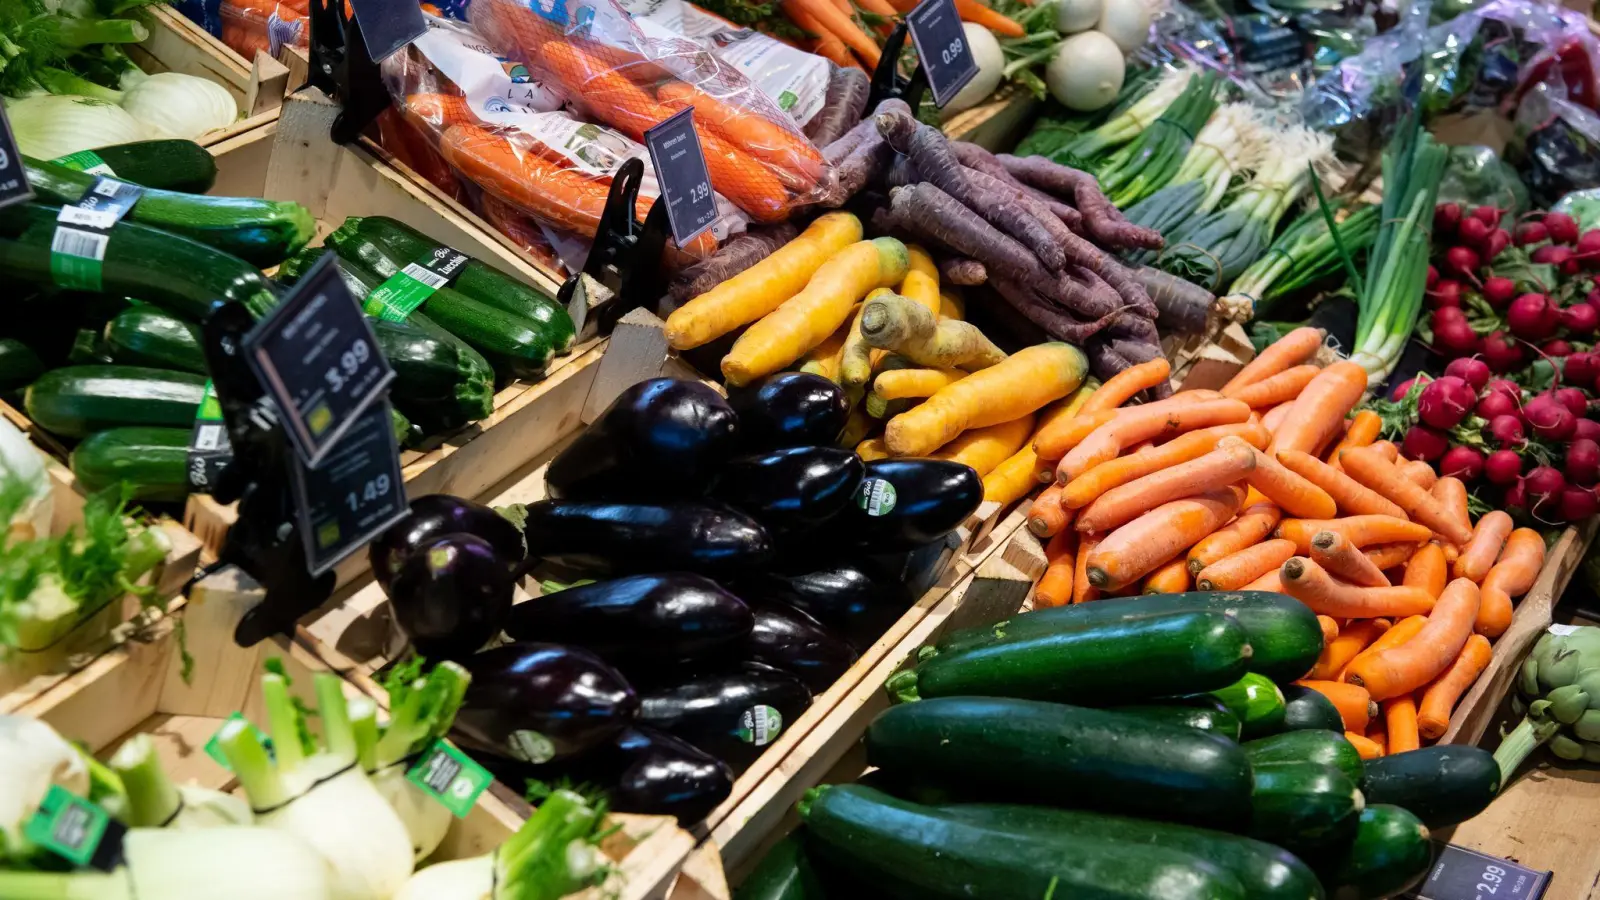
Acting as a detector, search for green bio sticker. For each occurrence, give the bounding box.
[203,712,274,771]
[856,478,897,517]
[363,264,449,321]
[737,705,783,746]
[406,740,492,818]
[509,729,555,764]
[51,150,115,177]
[25,785,110,866]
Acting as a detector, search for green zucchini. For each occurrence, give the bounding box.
[1244,731,1364,785]
[889,610,1251,705]
[1111,703,1242,740]
[69,426,189,501]
[935,803,1326,900]
[24,159,313,267]
[1249,762,1363,850]
[928,590,1322,682]
[0,204,279,320]
[1307,805,1431,900]
[52,140,218,194]
[69,328,114,364]
[865,697,1254,828]
[1359,746,1499,827]
[734,833,827,900]
[799,784,1247,900]
[1208,673,1287,739]
[331,216,575,352]
[0,338,45,390]
[25,366,205,438]
[103,306,207,374]
[1282,684,1346,733]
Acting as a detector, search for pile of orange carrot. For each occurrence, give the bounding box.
[779,0,1024,72]
[1020,326,1549,757]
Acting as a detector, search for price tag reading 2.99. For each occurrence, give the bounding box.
[645,107,719,249]
[908,0,978,109]
[1411,844,1550,900]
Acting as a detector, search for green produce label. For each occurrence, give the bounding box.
[856,478,897,517]
[187,380,234,492]
[50,150,115,177]
[406,739,492,818]
[508,729,555,764]
[363,250,470,322]
[203,712,274,771]
[24,785,114,867]
[737,705,783,746]
[49,176,143,292]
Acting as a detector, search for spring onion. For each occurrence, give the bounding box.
[1221,205,1381,320]
[109,734,251,830]
[1123,104,1269,237]
[1060,65,1196,162]
[1095,71,1219,207]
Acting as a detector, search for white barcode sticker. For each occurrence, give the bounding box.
[195,424,224,451]
[50,227,108,262]
[400,261,450,290]
[56,205,118,231]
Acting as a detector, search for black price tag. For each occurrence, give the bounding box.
[1410,845,1550,900]
[644,107,718,249]
[347,0,427,62]
[289,400,408,576]
[0,100,32,210]
[244,251,394,468]
[187,380,233,493]
[907,0,978,108]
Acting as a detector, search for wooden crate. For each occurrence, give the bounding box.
[11,565,699,900]
[133,5,289,146]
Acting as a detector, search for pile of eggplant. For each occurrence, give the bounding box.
[368,373,984,824]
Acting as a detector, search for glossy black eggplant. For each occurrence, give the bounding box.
[712,446,863,532]
[388,534,513,660]
[514,500,773,575]
[504,573,753,662]
[747,602,857,691]
[726,372,848,451]
[545,378,738,501]
[637,664,812,770]
[369,494,526,591]
[454,642,638,764]
[734,560,913,650]
[588,727,734,824]
[820,459,983,552]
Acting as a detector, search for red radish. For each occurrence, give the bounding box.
[1577,229,1600,265]
[1485,229,1512,261]
[1533,244,1573,269]
[1418,376,1478,429]
[1482,331,1525,372]
[1472,206,1503,228]
[1435,202,1463,235]
[1546,211,1580,244]
[1476,391,1519,420]
[1440,445,1486,482]
[1564,257,1583,277]
[1562,302,1600,335]
[1560,486,1598,522]
[1576,418,1600,442]
[1554,386,1589,418]
[1444,356,1491,390]
[1443,246,1481,279]
[1588,287,1600,307]
[1458,216,1492,250]
[1485,379,1521,400]
[1487,414,1526,447]
[1506,480,1528,509]
[1543,339,1575,357]
[1485,449,1524,485]
[1508,293,1560,340]
[1390,375,1424,401]
[1566,439,1600,486]
[1427,264,1439,289]
[1432,317,1482,358]
[1480,276,1515,308]
[1516,220,1550,245]
[1403,425,1450,461]
[1526,466,1567,516]
[1526,397,1576,441]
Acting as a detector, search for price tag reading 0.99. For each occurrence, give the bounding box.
[908,0,978,108]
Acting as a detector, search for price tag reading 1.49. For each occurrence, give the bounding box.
[908,0,978,109]
[1410,844,1550,900]
[289,399,408,576]
[244,251,395,468]
[644,107,719,249]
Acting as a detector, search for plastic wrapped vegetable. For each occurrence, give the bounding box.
[1494,626,1600,781]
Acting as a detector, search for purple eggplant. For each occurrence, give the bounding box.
[581,727,734,824]
[747,602,857,691]
[637,663,812,770]
[711,446,864,533]
[504,573,753,662]
[514,500,772,575]
[545,378,738,501]
[369,494,525,591]
[816,459,983,552]
[454,642,638,763]
[387,533,513,660]
[735,559,913,650]
[726,372,848,451]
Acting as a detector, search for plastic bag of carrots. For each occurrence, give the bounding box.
[218,0,308,61]
[469,0,834,222]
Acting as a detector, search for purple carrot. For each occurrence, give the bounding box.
[1085,339,1134,382]
[997,154,1164,251]
[939,257,987,285]
[806,66,869,146]
[667,222,799,303]
[990,276,1126,343]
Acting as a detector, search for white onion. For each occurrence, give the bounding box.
[1046,32,1126,111]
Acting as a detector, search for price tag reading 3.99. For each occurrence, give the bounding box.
[645,107,719,249]
[908,0,978,109]
[289,400,407,576]
[1410,844,1550,900]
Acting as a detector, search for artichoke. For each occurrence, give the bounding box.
[1494,626,1600,783]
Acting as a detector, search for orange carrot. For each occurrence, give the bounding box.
[1027,484,1069,537]
[1062,422,1268,507]
[1222,438,1337,518]
[1367,542,1424,571]
[656,82,825,189]
[1430,476,1471,545]
[1397,459,1438,490]
[1343,577,1481,700]
[1318,615,1341,645]
[1222,327,1325,396]
[1477,528,1545,638]
[1196,539,1297,591]
[1243,570,1283,591]
[1366,720,1388,755]
[1279,557,1436,618]
[1311,530,1391,587]
[1275,450,1408,519]
[1229,365,1321,410]
[1074,534,1100,604]
[1384,696,1421,753]
[1296,679,1377,731]
[781,0,881,65]
[1416,634,1493,739]
[1081,358,1171,414]
[1060,399,1253,482]
[1339,447,1475,545]
[1268,361,1369,456]
[1345,731,1385,759]
[1033,391,1220,460]
[1076,443,1256,533]
[1308,615,1390,680]
[1343,615,1428,679]
[1085,489,1242,591]
[1277,516,1432,554]
[1456,511,1513,583]
[1402,542,1449,600]
[1368,440,1399,462]
[1261,401,1296,435]
[1143,555,1192,594]
[1327,410,1382,471]
[953,0,1024,36]
[1187,502,1282,574]
[788,6,857,67]
[1034,531,1075,609]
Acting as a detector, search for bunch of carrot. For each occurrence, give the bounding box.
[1020,325,1549,757]
[779,0,1024,71]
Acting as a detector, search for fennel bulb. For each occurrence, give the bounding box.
[1046,32,1124,112]
[6,94,148,161]
[0,827,334,900]
[119,73,237,140]
[0,419,51,539]
[356,659,472,861]
[111,734,251,829]
[0,715,89,851]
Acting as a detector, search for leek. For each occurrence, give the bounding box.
[1222,205,1381,319]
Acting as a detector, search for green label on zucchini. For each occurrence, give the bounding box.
[405,739,492,818]
[24,785,114,867]
[49,177,144,291]
[187,380,233,492]
[737,705,783,746]
[50,150,115,177]
[363,251,471,322]
[856,478,897,516]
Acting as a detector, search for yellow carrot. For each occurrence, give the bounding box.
[874,366,967,400]
[934,414,1037,477]
[797,304,858,382]
[858,291,1007,370]
[885,343,1088,457]
[855,437,891,461]
[940,292,965,320]
[899,245,942,318]
[839,288,893,389]
[983,444,1040,506]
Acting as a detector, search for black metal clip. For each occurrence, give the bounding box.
[866,21,927,112]
[555,156,671,337]
[307,0,392,144]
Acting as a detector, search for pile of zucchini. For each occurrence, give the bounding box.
[742,592,1505,900]
[0,140,576,502]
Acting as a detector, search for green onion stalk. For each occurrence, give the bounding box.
[1351,116,1448,385]
[1095,71,1220,208]
[1221,204,1381,320]
[1120,103,1267,240]
[992,0,1059,101]
[1059,65,1197,163]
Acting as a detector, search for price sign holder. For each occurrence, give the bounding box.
[906,0,978,108]
[0,100,32,210]
[243,250,394,469]
[555,156,670,339]
[1409,844,1551,900]
[644,107,719,249]
[288,399,407,577]
[865,21,928,113]
[345,0,426,62]
[306,0,395,144]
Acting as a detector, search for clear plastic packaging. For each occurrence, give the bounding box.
[1437,144,1529,216]
[218,0,309,61]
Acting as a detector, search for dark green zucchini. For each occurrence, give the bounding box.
[1244,731,1364,785]
[51,140,218,193]
[888,610,1251,706]
[1110,703,1242,740]
[103,306,207,374]
[0,338,45,389]
[25,366,206,438]
[935,803,1326,900]
[1360,746,1499,827]
[1208,673,1288,739]
[69,426,189,501]
[734,833,827,900]
[1282,684,1346,732]
[0,204,278,320]
[1307,805,1431,900]
[799,784,1247,900]
[1249,762,1363,850]
[865,697,1255,829]
[24,159,313,267]
[927,590,1322,682]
